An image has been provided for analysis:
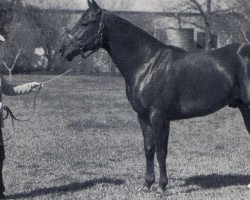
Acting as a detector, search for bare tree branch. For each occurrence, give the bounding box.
[2,61,9,71]
[190,0,206,15]
[243,12,250,23]
[164,12,204,29]
[2,48,22,81]
[237,22,250,43]
[11,48,21,69]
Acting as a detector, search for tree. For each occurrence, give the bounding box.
[96,0,135,11]
[203,0,250,44]
[0,0,22,37]
[159,0,250,50]
[159,0,215,50]
[191,0,213,50]
[0,1,27,75]
[229,0,250,43]
[158,0,245,50]
[2,47,21,81]
[25,7,71,72]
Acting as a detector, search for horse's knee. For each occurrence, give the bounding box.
[150,111,169,158]
[150,110,165,127]
[139,115,155,157]
[143,143,155,159]
[144,132,155,154]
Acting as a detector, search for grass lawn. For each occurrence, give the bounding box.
[1,75,249,200]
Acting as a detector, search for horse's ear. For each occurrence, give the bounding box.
[92,0,101,10]
[87,0,92,8]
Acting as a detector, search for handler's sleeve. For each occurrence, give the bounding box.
[2,77,42,96]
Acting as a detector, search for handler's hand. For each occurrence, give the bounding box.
[30,82,43,92]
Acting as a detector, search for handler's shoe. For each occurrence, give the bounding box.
[0,193,5,199]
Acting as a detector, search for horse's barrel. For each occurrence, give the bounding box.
[166,28,195,51]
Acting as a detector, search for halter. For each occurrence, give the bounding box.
[68,9,105,58]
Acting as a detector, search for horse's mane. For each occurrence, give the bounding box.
[108,11,187,54]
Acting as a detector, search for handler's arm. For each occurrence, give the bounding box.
[2,76,42,96]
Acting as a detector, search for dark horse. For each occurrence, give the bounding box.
[60,0,250,193]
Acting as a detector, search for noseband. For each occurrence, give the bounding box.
[68,10,105,58]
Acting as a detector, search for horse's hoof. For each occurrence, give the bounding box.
[155,187,166,196]
[142,185,150,192]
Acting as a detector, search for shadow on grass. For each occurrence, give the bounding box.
[182,174,250,189]
[6,177,125,199]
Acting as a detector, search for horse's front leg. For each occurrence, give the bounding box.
[150,110,170,193]
[138,115,155,191]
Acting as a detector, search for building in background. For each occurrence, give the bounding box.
[0,6,248,75]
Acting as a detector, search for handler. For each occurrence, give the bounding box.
[0,34,43,199]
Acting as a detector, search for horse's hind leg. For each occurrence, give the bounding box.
[238,103,250,134]
[138,115,155,191]
[238,102,250,188]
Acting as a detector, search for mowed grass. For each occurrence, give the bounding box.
[1,75,249,200]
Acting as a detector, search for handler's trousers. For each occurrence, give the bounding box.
[0,128,5,193]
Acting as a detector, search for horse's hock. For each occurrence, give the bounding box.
[166,28,195,51]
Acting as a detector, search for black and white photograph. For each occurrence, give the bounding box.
[0,0,249,199]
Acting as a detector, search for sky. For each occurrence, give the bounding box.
[22,0,235,12]
[21,0,181,12]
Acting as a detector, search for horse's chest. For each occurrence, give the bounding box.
[125,58,175,115]
[126,83,152,114]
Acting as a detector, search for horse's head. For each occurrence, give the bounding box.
[60,0,104,61]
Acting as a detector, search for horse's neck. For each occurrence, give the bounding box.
[102,13,166,84]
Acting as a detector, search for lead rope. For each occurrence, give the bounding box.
[4,69,72,126]
[41,69,72,85]
[3,89,40,141]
